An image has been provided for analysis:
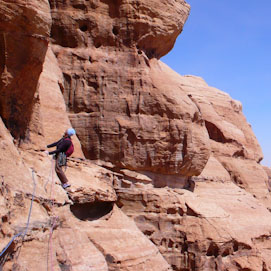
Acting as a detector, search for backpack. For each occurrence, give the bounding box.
[65,138,74,157]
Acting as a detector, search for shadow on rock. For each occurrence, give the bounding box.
[70,201,114,221]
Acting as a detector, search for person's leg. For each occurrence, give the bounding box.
[55,160,69,184]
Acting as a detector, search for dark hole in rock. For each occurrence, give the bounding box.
[112,26,119,35]
[145,48,156,59]
[168,239,174,248]
[233,149,245,158]
[222,247,231,257]
[181,242,188,253]
[2,215,8,223]
[206,242,219,257]
[70,202,114,221]
[94,41,102,48]
[205,121,227,143]
[178,207,184,216]
[144,230,153,236]
[185,204,198,217]
[167,207,177,215]
[79,25,88,32]
[233,241,239,252]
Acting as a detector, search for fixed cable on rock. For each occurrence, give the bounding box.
[0,169,37,259]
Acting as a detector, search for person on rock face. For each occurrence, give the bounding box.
[45,128,75,189]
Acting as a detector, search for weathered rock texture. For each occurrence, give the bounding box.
[117,183,271,270]
[1,0,271,271]
[0,0,51,139]
[49,0,205,177]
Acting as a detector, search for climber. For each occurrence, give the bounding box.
[44,128,76,189]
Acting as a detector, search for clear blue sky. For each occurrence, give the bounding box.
[161,0,271,167]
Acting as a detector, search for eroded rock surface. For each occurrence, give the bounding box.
[1,0,271,271]
[49,0,209,177]
[0,0,51,139]
[116,182,271,270]
[157,63,271,207]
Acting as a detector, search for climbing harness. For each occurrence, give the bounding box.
[0,169,36,259]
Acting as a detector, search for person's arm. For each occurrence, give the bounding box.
[47,139,62,148]
[48,149,58,155]
[49,139,71,155]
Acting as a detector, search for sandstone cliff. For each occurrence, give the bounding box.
[1,1,271,271]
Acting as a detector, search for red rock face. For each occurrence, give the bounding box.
[0,0,51,139]
[116,183,271,271]
[2,1,271,271]
[49,0,210,176]
[49,0,189,58]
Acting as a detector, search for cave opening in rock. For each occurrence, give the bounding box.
[70,201,114,221]
[205,121,227,143]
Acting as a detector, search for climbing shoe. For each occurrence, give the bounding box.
[62,183,71,189]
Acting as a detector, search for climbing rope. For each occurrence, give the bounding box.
[0,169,36,259]
[49,217,57,271]
[22,170,37,238]
[47,157,58,271]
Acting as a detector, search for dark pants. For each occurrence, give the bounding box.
[55,157,69,184]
